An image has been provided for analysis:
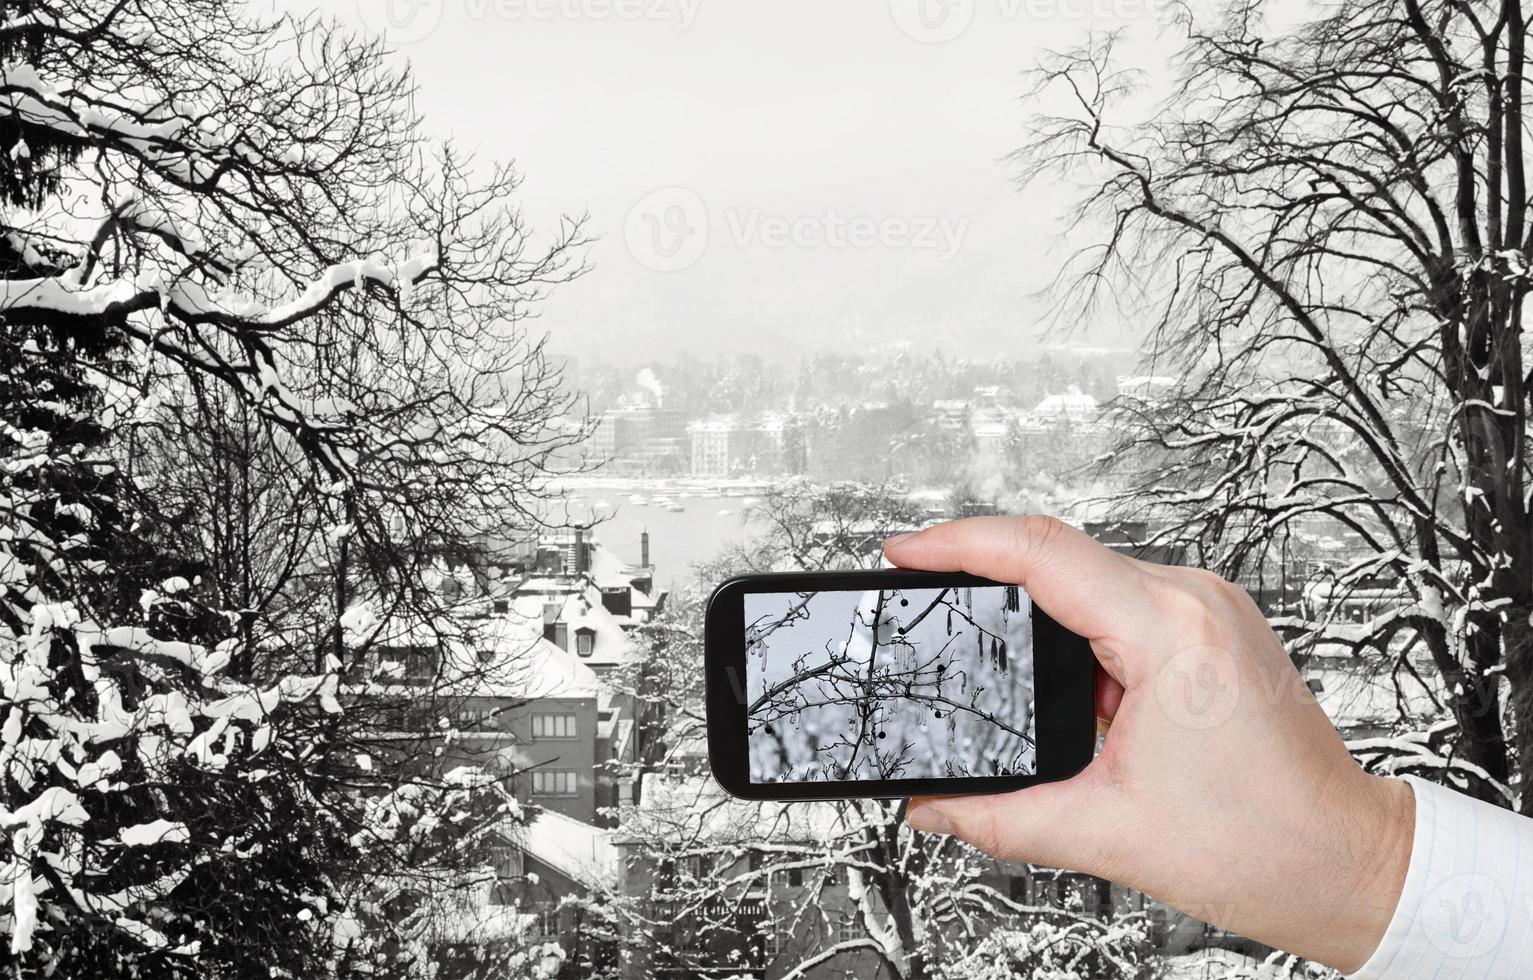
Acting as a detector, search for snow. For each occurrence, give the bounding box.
[10,869,36,954]
[516,810,619,891]
[340,602,379,646]
[119,820,191,847]
[0,274,149,316]
[471,628,601,700]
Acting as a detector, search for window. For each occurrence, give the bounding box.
[531,906,559,938]
[1009,875,1029,904]
[576,630,595,656]
[531,712,577,740]
[376,644,436,681]
[836,915,859,944]
[530,769,578,797]
[403,648,436,681]
[459,707,494,729]
[787,865,804,888]
[400,706,434,732]
[1306,677,1325,694]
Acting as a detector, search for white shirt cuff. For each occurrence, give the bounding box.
[1347,775,1533,980]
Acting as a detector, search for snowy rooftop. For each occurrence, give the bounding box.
[618,773,852,845]
[1304,656,1441,730]
[478,630,602,700]
[517,810,620,891]
[1033,390,1100,416]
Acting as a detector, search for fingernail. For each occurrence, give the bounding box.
[906,805,953,835]
[883,532,915,550]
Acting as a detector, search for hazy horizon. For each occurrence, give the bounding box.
[296,1,1183,361]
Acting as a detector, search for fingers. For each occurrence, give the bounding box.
[906,774,1108,871]
[1096,662,1124,722]
[883,515,1155,644]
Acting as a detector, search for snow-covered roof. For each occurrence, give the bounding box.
[507,591,632,669]
[1305,657,1440,731]
[517,810,620,890]
[1033,390,1099,416]
[587,544,628,589]
[353,611,602,700]
[562,592,631,667]
[619,773,850,845]
[486,632,601,700]
[423,896,538,944]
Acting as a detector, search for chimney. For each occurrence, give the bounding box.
[641,528,650,569]
[574,526,588,576]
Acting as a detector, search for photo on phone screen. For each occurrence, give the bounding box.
[745,585,1036,783]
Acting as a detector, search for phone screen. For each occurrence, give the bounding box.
[744,585,1036,784]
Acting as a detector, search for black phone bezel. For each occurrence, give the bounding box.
[704,568,1096,801]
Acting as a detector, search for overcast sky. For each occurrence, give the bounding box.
[290,1,1183,363]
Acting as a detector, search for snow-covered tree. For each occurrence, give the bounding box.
[1020,0,1533,809]
[607,483,1148,980]
[0,0,581,973]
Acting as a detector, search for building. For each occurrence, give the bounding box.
[1033,387,1100,421]
[593,406,691,475]
[348,526,666,977]
[689,415,742,478]
[688,414,808,478]
[970,407,1015,458]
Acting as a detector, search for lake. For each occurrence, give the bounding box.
[559,480,768,590]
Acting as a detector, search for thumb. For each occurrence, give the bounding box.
[906,773,1110,872]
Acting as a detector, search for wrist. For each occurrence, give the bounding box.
[1328,774,1415,974]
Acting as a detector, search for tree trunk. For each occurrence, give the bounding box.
[1507,615,1533,814]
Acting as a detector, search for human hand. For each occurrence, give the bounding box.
[884,516,1414,973]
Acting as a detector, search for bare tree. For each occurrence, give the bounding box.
[746,585,1035,783]
[0,0,582,973]
[1019,0,1533,808]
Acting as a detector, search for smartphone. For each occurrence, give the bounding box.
[704,569,1096,801]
